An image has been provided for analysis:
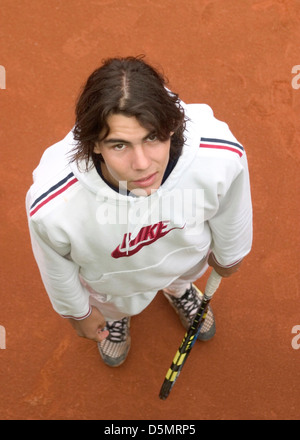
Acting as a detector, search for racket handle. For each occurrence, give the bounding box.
[204,269,222,299]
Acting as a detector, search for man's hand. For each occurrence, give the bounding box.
[208,253,243,278]
[68,306,109,342]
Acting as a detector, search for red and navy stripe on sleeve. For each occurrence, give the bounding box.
[200,137,244,157]
[30,172,78,217]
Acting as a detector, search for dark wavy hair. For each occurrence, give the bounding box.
[71,56,187,170]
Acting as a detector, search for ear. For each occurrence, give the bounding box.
[170,131,174,137]
[93,142,102,154]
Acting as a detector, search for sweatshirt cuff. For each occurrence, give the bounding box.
[210,252,243,268]
[60,305,92,320]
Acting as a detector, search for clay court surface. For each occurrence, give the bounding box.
[0,0,299,421]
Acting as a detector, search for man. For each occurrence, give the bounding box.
[26,56,252,367]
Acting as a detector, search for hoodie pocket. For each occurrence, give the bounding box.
[81,245,210,297]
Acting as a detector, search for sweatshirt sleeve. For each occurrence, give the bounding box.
[26,192,91,320]
[208,151,253,267]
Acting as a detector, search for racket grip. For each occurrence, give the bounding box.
[204,269,222,299]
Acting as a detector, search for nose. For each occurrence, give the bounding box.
[131,145,151,170]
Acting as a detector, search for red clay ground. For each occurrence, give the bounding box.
[0,0,299,420]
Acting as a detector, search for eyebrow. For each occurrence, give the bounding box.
[103,132,154,146]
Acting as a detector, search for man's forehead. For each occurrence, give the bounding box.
[103,114,153,141]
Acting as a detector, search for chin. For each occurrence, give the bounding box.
[130,185,160,197]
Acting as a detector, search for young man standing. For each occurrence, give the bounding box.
[26,56,252,367]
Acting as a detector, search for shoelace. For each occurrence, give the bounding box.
[172,286,201,319]
[105,318,128,343]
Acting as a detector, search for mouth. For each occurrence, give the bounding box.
[132,172,158,187]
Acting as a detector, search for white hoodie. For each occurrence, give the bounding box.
[26,103,252,320]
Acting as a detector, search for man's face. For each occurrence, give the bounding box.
[94,114,172,196]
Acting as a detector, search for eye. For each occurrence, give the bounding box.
[113,144,127,151]
[146,133,158,142]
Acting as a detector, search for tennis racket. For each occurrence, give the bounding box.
[159,269,222,400]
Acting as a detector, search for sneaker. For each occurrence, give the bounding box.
[163,284,216,341]
[98,317,131,367]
